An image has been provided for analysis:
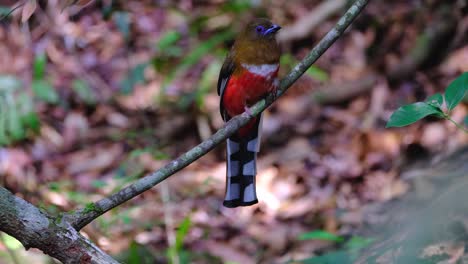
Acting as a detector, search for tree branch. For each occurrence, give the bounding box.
[0,187,118,264]
[65,0,370,231]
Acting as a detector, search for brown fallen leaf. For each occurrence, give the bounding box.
[0,148,31,176]
[278,195,318,219]
[247,223,288,252]
[59,0,95,11]
[65,144,123,175]
[63,112,90,148]
[441,46,468,73]
[21,0,36,23]
[198,241,255,264]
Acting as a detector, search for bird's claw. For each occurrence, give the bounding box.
[271,85,279,101]
[244,106,253,116]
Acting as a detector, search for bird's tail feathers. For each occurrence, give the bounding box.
[223,116,262,208]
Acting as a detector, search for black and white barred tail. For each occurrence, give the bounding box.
[223,116,262,208]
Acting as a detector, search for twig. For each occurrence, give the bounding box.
[65,0,370,231]
[446,116,468,134]
[161,183,179,264]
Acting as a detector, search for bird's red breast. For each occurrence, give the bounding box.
[222,63,279,116]
[222,63,279,136]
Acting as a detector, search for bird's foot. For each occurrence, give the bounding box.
[244,106,253,116]
[271,85,279,101]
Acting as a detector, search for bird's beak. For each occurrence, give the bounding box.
[264,24,281,35]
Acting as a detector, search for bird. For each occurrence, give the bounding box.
[217,18,281,208]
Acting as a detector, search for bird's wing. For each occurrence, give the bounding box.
[218,53,235,121]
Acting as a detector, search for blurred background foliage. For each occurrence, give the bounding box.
[0,0,467,263]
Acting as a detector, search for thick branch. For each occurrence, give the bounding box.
[0,187,118,264]
[66,0,370,231]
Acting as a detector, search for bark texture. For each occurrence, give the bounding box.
[0,187,118,264]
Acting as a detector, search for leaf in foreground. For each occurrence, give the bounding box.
[425,93,443,108]
[32,80,59,103]
[0,75,21,93]
[298,230,344,242]
[445,72,468,111]
[386,102,444,128]
[33,52,47,80]
[21,0,37,23]
[119,63,147,94]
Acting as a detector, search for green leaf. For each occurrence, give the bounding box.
[120,63,148,94]
[100,0,113,19]
[154,31,182,62]
[222,0,252,13]
[175,217,191,252]
[1,233,23,250]
[0,75,21,94]
[6,94,25,140]
[152,150,169,160]
[425,93,443,108]
[0,6,12,17]
[15,92,40,134]
[129,148,150,159]
[120,211,132,225]
[162,30,234,87]
[180,30,234,71]
[196,62,221,108]
[298,230,344,242]
[72,79,96,105]
[113,12,130,41]
[445,72,468,111]
[297,251,351,264]
[91,179,107,188]
[280,54,298,69]
[33,52,47,80]
[345,236,374,251]
[306,66,329,82]
[128,241,140,264]
[156,30,182,51]
[67,191,89,204]
[167,217,192,264]
[21,112,40,133]
[0,96,9,145]
[16,92,35,114]
[32,79,59,103]
[48,182,61,191]
[386,102,444,128]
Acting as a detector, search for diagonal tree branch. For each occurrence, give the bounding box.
[65,0,370,231]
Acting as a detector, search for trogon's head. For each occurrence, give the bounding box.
[241,18,281,41]
[233,18,281,65]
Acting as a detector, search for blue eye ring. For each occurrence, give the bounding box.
[255,25,265,33]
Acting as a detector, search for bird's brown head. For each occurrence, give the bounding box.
[240,18,281,41]
[232,18,281,65]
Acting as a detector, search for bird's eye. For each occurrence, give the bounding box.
[255,25,264,33]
